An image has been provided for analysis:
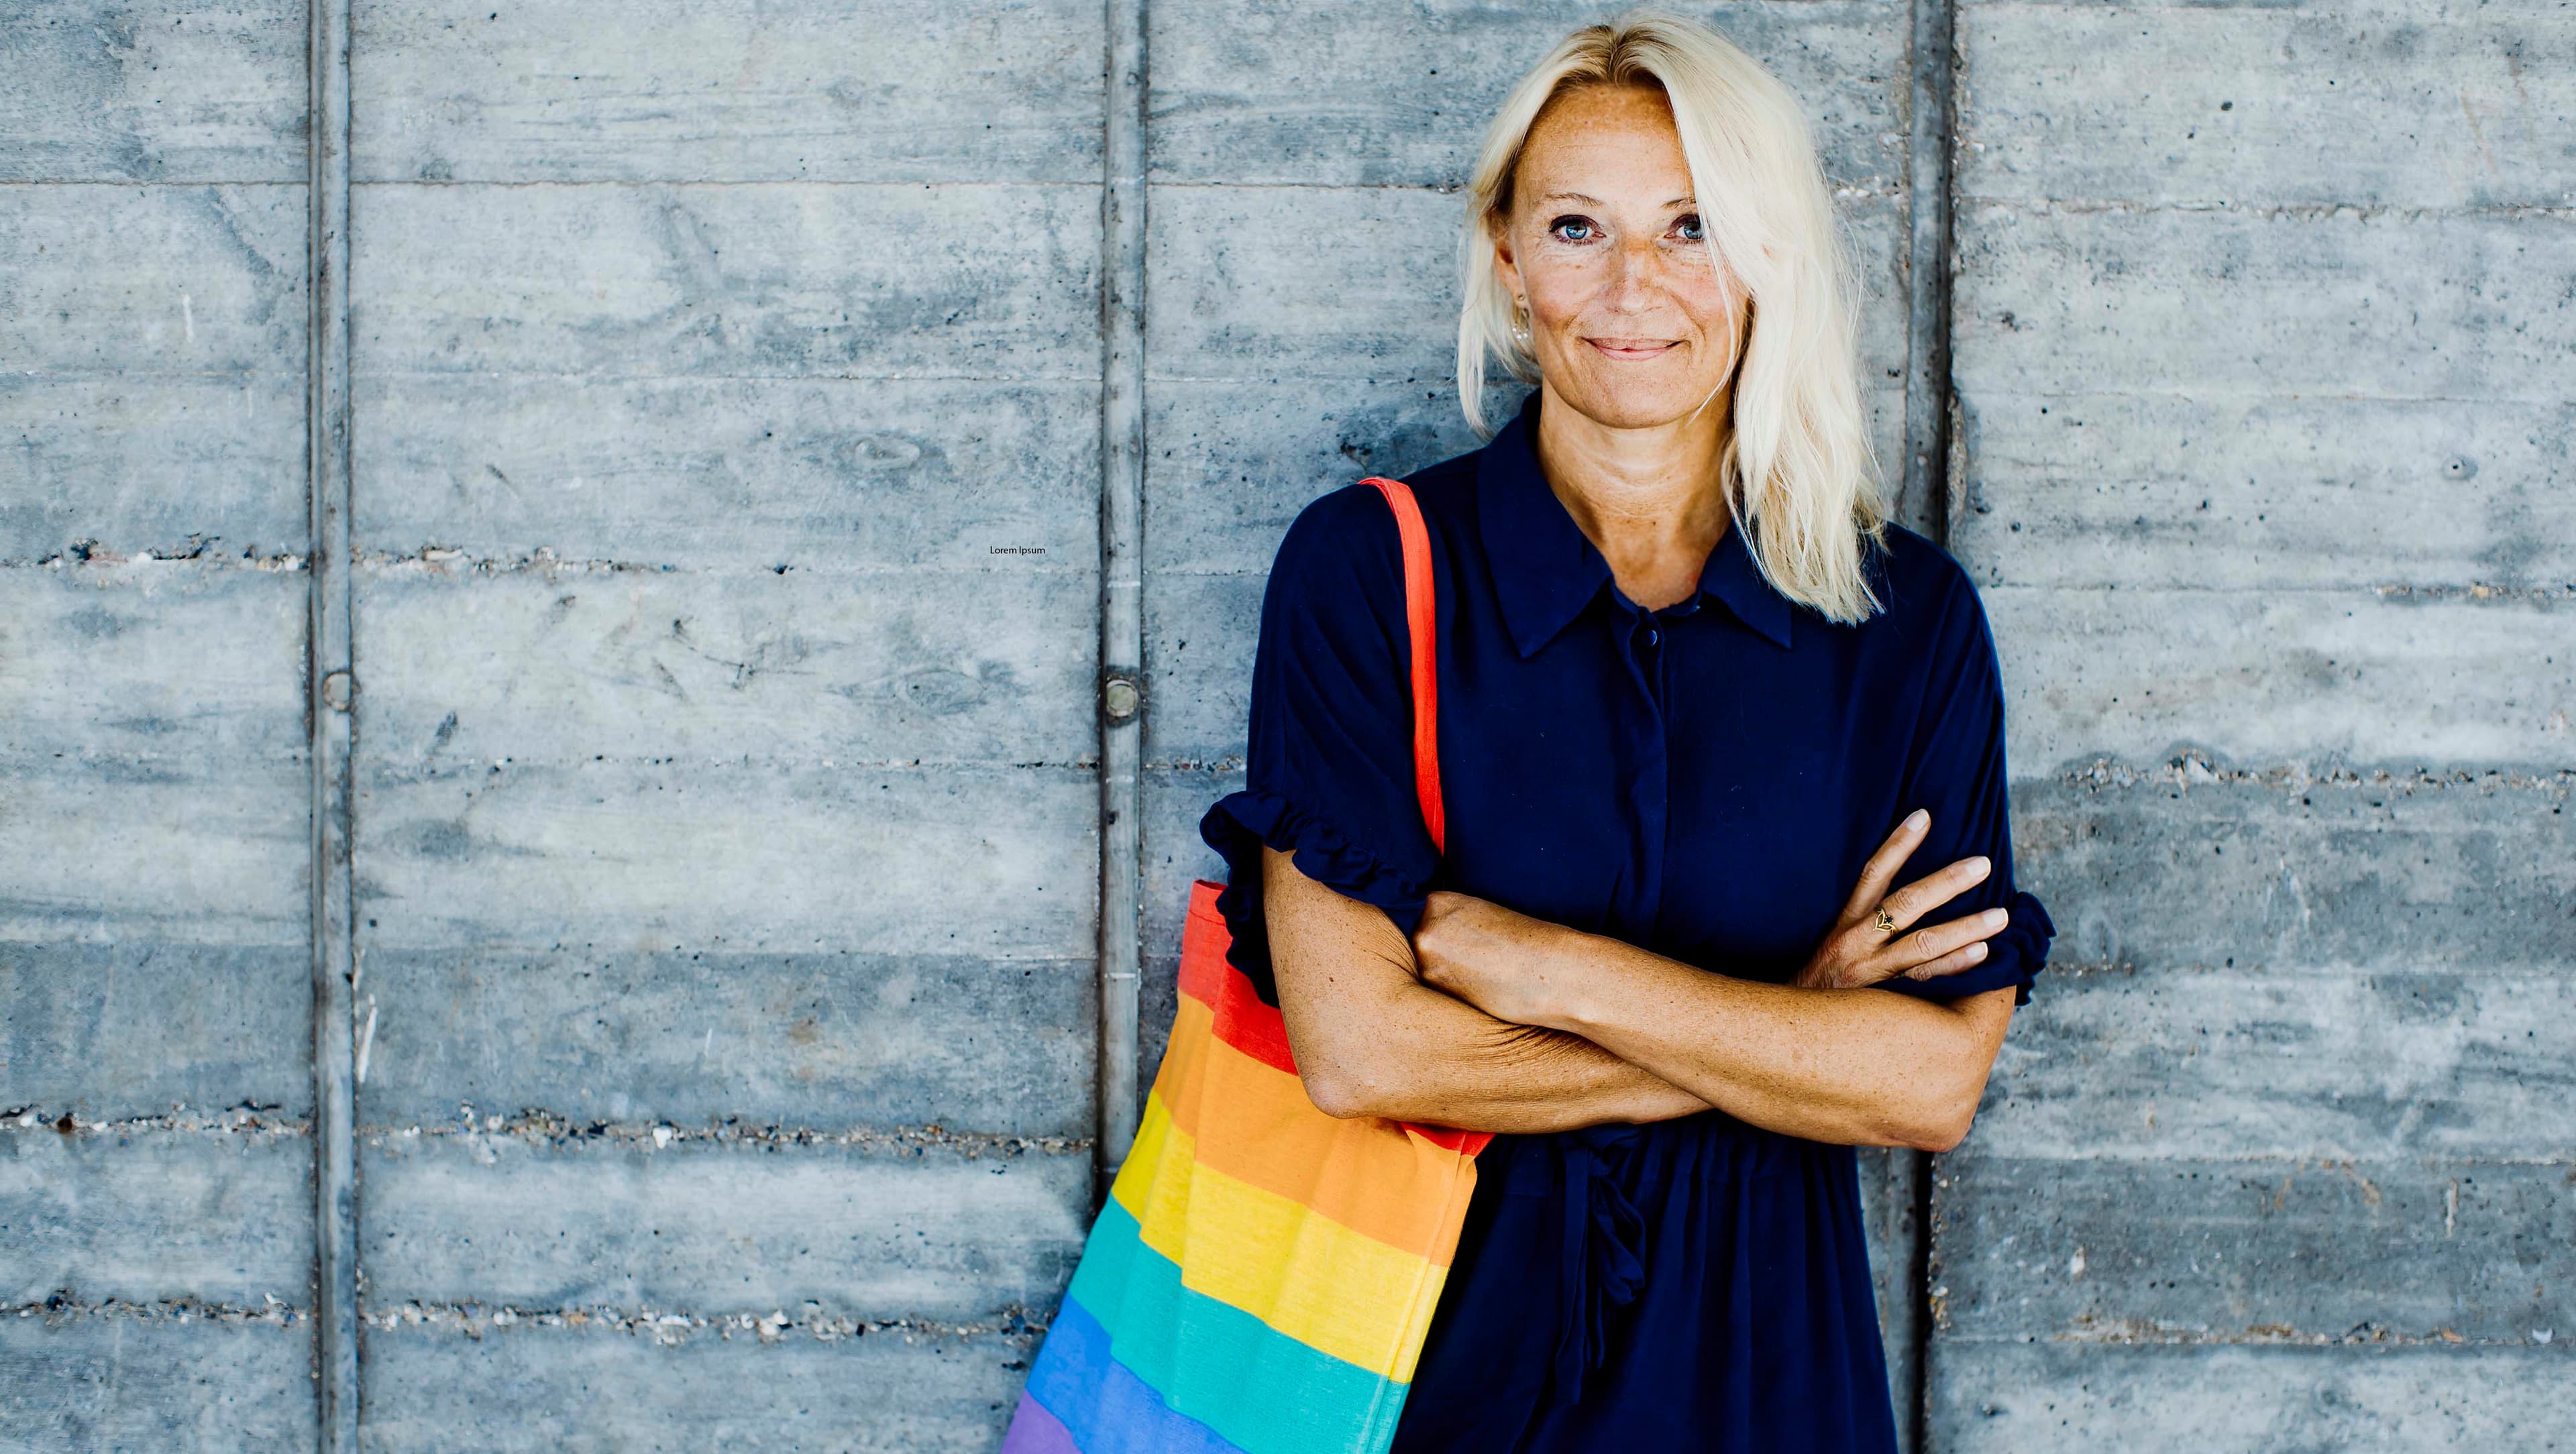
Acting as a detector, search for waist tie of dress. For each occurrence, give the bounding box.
[1529,1123,1648,1410]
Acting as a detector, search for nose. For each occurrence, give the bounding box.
[1601,233,1662,312]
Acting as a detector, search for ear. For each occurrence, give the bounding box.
[1489,215,1524,304]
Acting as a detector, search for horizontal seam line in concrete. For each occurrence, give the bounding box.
[0,178,306,188]
[7,1110,310,1135]
[343,177,1106,190]
[1955,196,2576,221]
[1137,176,1909,196]
[352,556,1105,576]
[360,1117,1088,1154]
[356,946,1097,958]
[1949,388,2575,406]
[1978,581,2576,596]
[359,758,1103,775]
[1980,586,2576,604]
[2031,966,2576,981]
[1138,378,1473,389]
[347,370,1108,384]
[356,941,1097,958]
[2031,781,2576,797]
[1946,386,2576,402]
[3,1296,309,1324]
[1955,1327,2563,1351]
[358,1300,1045,1342]
[1944,1152,2576,1166]
[0,560,309,574]
[0,557,1106,577]
[4,370,311,380]
[0,936,310,950]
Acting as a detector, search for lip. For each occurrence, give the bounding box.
[1585,337,1680,361]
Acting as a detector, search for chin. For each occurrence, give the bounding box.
[1552,372,1723,432]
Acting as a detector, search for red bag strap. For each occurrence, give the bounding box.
[1359,477,1491,1160]
[1358,476,1444,856]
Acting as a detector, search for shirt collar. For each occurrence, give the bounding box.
[1477,392,1796,657]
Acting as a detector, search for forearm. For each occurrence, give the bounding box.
[1415,881,2015,1150]
[1534,934,2006,1149]
[1297,970,1712,1134]
[1260,845,1708,1133]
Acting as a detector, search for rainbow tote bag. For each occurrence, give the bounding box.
[1004,476,1490,1454]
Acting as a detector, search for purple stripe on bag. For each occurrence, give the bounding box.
[1000,1392,1080,1454]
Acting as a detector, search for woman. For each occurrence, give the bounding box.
[1197,11,2053,1450]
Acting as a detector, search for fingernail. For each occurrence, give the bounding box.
[1968,856,1991,878]
[1983,907,2008,926]
[1966,942,1988,960]
[1904,809,1928,830]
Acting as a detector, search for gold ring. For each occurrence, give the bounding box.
[1874,906,1899,935]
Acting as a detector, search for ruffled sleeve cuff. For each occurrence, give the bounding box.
[1198,786,1435,1007]
[1876,890,2055,1006]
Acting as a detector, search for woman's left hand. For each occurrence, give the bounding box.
[1412,891,1576,1027]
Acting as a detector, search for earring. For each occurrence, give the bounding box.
[1509,299,1532,350]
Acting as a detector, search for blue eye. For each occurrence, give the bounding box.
[1549,216,1597,243]
[1674,214,1705,242]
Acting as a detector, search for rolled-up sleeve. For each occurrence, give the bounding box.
[1876,566,2054,1005]
[1199,484,1442,1005]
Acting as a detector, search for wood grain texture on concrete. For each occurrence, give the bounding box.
[0,1314,317,1452]
[352,0,1107,184]
[0,2,307,183]
[0,1125,313,1307]
[356,948,1095,1139]
[359,1130,1086,1317]
[1928,1343,2574,1452]
[360,1320,1032,1452]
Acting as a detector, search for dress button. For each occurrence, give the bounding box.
[1646,627,1660,647]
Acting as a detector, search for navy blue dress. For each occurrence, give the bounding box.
[1198,391,2053,1451]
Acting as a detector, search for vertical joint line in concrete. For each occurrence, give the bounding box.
[1901,0,1960,549]
[1905,1148,1936,1454]
[1898,0,1957,1446]
[1095,0,1150,1196]
[307,0,360,1447]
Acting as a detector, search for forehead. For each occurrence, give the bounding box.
[1515,84,1690,201]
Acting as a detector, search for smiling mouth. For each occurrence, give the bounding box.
[1585,337,1680,360]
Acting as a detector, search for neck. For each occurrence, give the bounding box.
[1529,380,1735,612]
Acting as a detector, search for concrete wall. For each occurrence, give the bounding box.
[1,1,2565,1449]
[1932,3,2576,1446]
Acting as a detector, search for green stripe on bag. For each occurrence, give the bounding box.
[1065,1198,1413,1454]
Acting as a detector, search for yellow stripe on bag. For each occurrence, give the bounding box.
[1113,1092,1452,1382]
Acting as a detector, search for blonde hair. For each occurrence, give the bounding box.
[1457,7,1889,622]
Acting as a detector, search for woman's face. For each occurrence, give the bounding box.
[1493,84,1745,433]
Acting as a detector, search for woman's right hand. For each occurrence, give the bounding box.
[1793,809,2010,991]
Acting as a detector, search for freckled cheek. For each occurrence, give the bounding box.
[1522,266,1602,329]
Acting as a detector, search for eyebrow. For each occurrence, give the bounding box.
[1538,191,1698,209]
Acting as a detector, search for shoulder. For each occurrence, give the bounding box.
[1271,444,1483,602]
[1397,443,1483,514]
[1856,521,1992,655]
[1272,482,1405,602]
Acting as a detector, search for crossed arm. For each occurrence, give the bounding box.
[1264,812,2019,1151]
